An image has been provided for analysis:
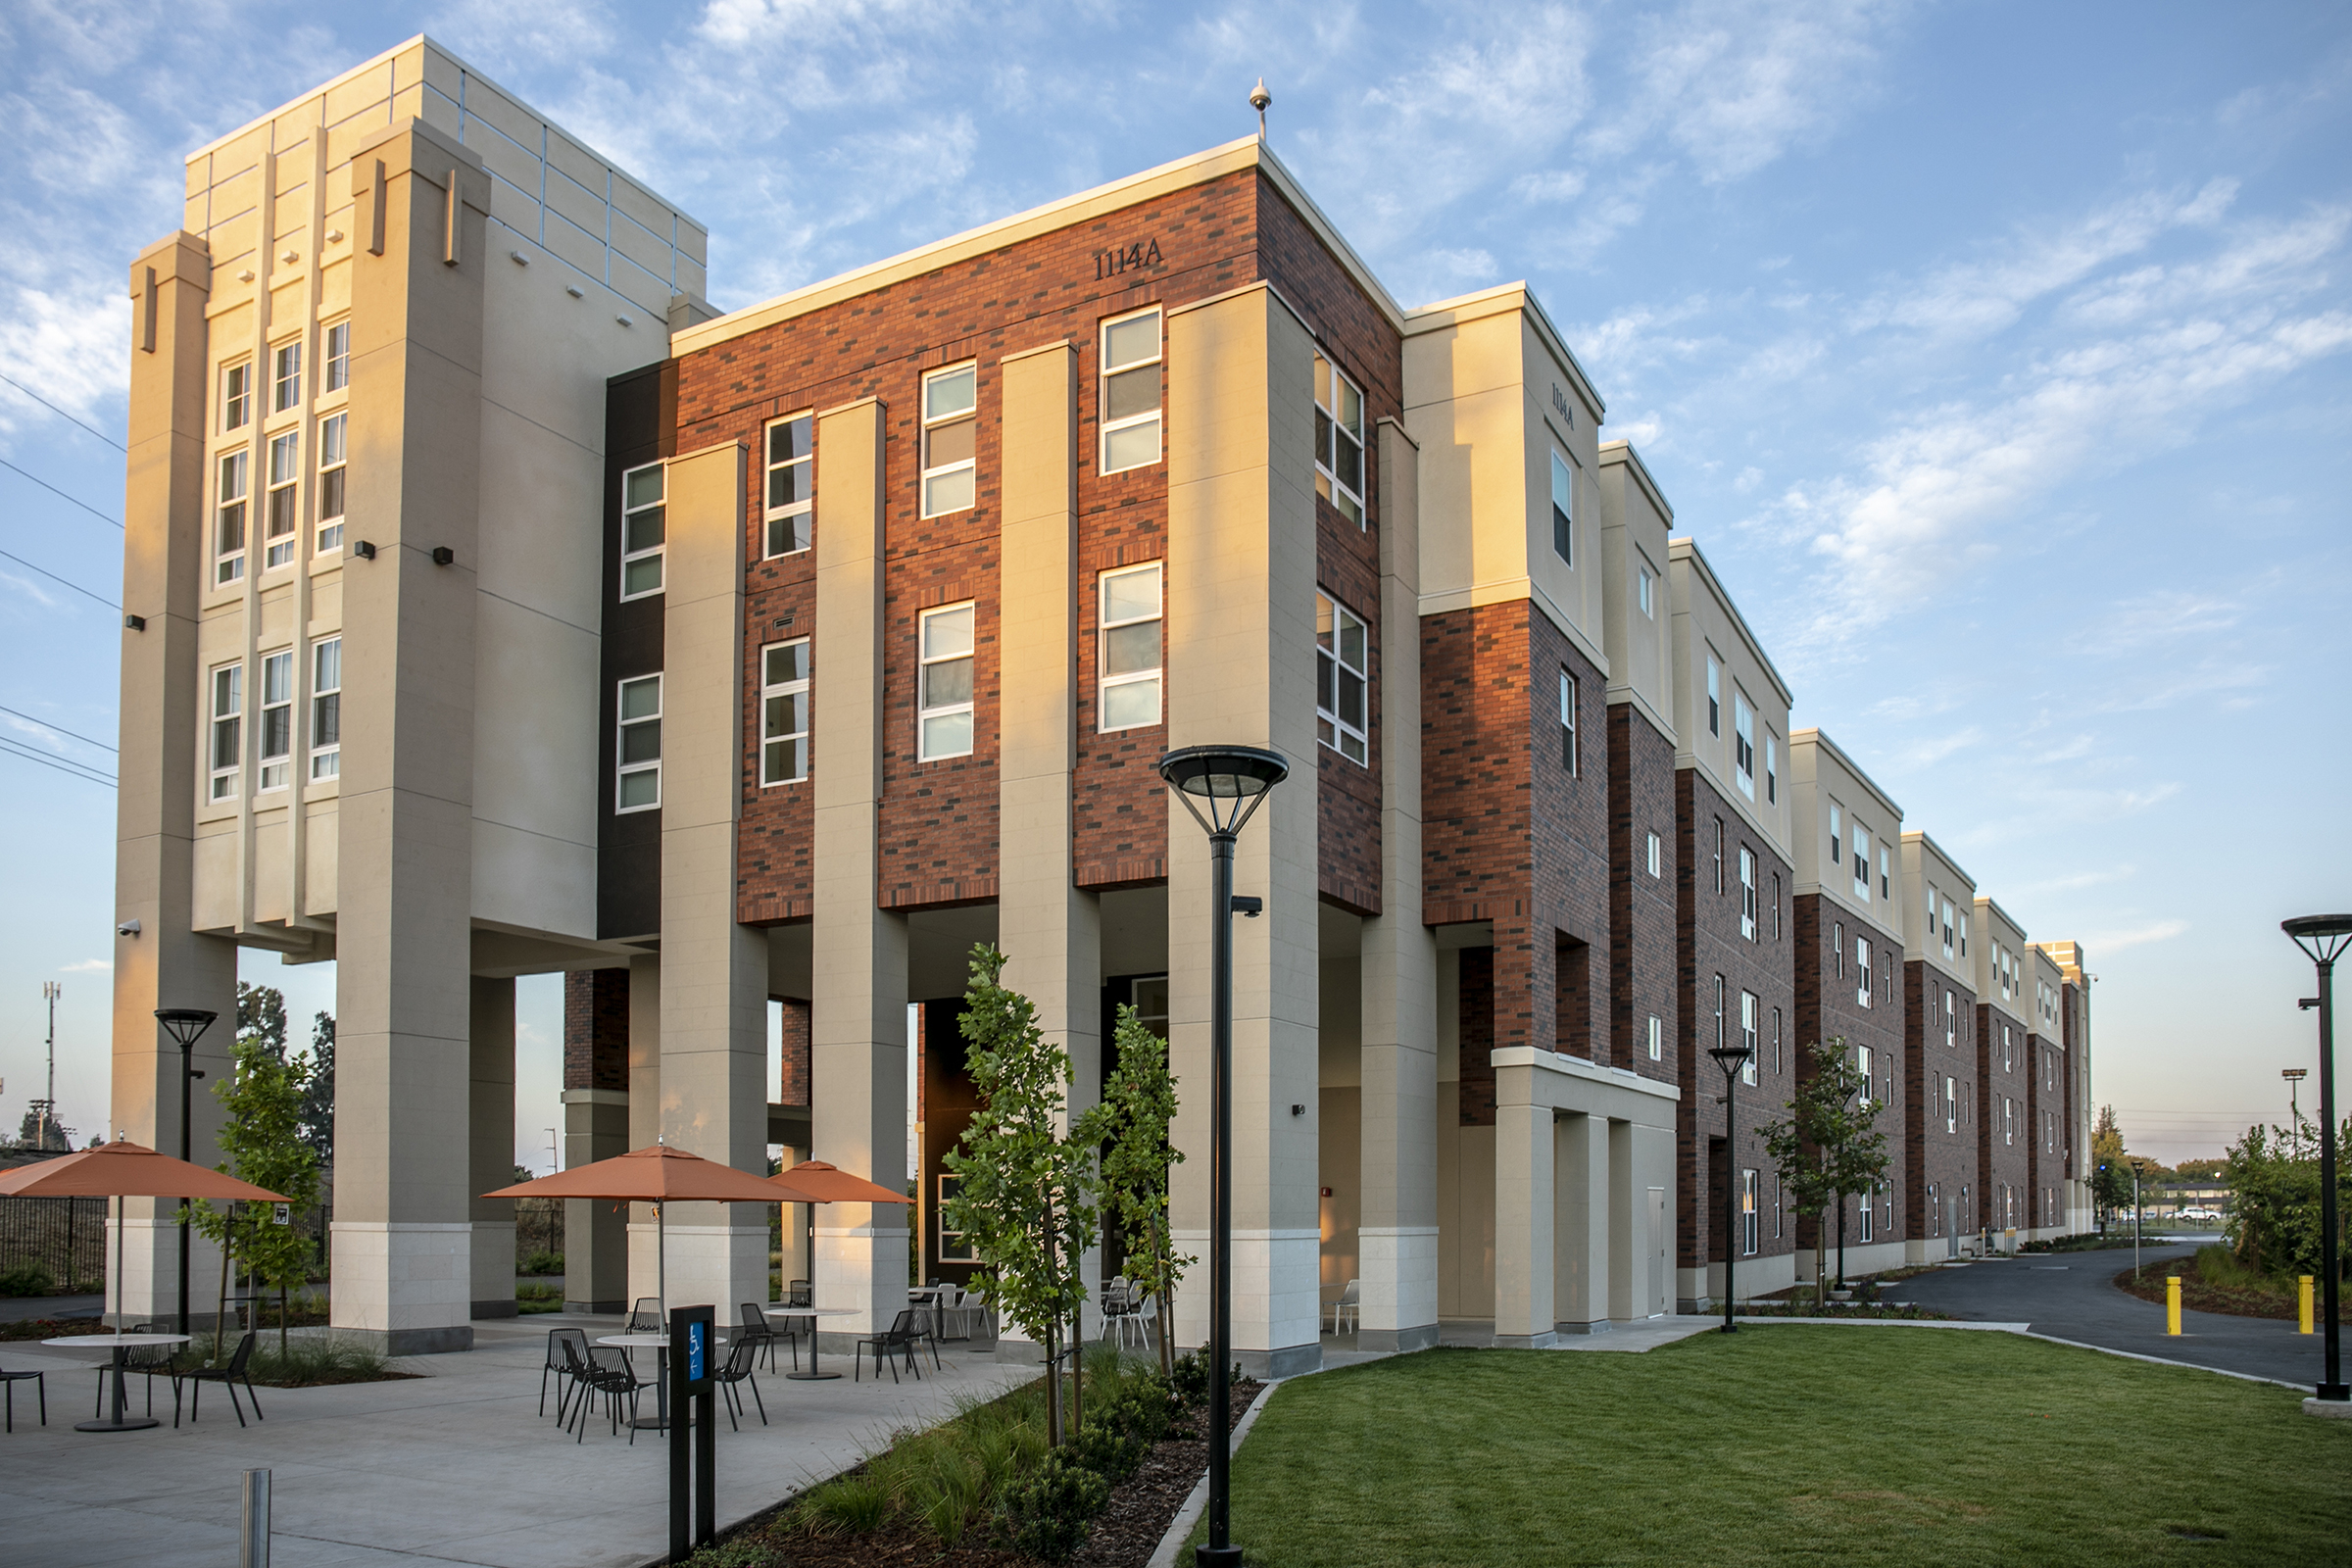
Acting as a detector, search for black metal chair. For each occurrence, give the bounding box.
[853,1309,923,1384]
[710,1337,766,1430]
[173,1331,263,1429]
[626,1297,663,1332]
[907,1298,944,1371]
[736,1303,781,1374]
[541,1328,589,1420]
[2,1367,45,1432]
[562,1340,652,1443]
[786,1279,812,1308]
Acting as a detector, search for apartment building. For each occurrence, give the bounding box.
[111,37,2097,1354]
[1975,897,2034,1245]
[1788,731,1907,1278]
[2024,943,2072,1238]
[2036,940,2098,1234]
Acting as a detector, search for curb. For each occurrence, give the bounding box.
[2019,1331,2313,1394]
[1731,1316,2031,1331]
[1146,1380,1283,1568]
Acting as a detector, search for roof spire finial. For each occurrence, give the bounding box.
[1250,77,1272,141]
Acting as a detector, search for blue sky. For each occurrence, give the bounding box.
[2,1,2347,1167]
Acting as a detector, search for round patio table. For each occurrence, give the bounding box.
[47,1333,188,1433]
[597,1332,726,1432]
[761,1305,861,1381]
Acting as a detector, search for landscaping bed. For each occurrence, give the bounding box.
[2112,1246,2352,1323]
[1737,1299,1952,1320]
[0,1315,112,1341]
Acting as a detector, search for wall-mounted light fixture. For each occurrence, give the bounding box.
[124,613,145,631]
[431,546,455,565]
[353,540,377,561]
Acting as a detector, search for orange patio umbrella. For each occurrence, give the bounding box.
[483,1141,786,1319]
[0,1141,292,1330]
[767,1160,914,1207]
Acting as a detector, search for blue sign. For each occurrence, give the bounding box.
[687,1319,708,1383]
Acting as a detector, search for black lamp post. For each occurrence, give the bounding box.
[1158,743,1289,1568]
[155,1007,219,1337]
[2282,914,2352,1403]
[1707,1041,1755,1333]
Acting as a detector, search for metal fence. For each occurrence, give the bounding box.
[0,1195,108,1289]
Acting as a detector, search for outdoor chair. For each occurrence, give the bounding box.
[906,1298,943,1371]
[541,1328,589,1420]
[939,1285,983,1341]
[737,1302,782,1374]
[1108,1291,1153,1351]
[710,1337,766,1430]
[853,1309,923,1384]
[2,1367,45,1432]
[173,1331,263,1429]
[1330,1279,1361,1335]
[786,1279,812,1308]
[94,1322,176,1419]
[626,1297,664,1333]
[564,1341,654,1443]
[1099,1282,1135,1346]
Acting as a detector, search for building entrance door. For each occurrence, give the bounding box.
[1647,1188,1667,1315]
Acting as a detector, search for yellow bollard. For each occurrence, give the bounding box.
[2302,1276,2317,1335]
[2166,1275,2182,1336]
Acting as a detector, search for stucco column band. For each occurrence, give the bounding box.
[1553,1110,1611,1333]
[1493,1090,1556,1348]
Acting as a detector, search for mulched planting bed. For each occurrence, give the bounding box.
[0,1316,112,1341]
[2113,1265,2351,1323]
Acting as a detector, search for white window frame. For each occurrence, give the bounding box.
[1645,830,1661,879]
[1739,847,1757,942]
[1733,688,1754,798]
[208,662,242,802]
[1705,652,1720,737]
[317,412,346,554]
[214,450,248,586]
[1098,564,1163,733]
[1946,1078,1958,1134]
[1100,308,1163,474]
[1772,1006,1783,1075]
[759,639,811,785]
[615,673,662,812]
[1852,824,1871,902]
[323,320,350,393]
[309,638,341,781]
[1858,1183,1875,1243]
[920,364,977,519]
[1765,733,1778,806]
[936,1172,977,1262]
[1312,352,1365,525]
[1740,1169,1759,1256]
[220,361,251,431]
[1559,668,1578,775]
[1880,845,1890,903]
[1315,590,1369,765]
[620,462,665,600]
[257,650,293,792]
[1549,450,1574,565]
[762,412,814,558]
[270,339,302,413]
[918,602,977,761]
[1857,937,1873,1008]
[1646,1013,1661,1062]
[1829,802,1842,866]
[1740,992,1758,1084]
[1638,562,1653,617]
[1713,974,1726,1052]
[1945,990,1957,1049]
[264,429,299,570]
[1857,1044,1875,1107]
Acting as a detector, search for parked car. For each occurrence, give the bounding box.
[2176,1207,2224,1222]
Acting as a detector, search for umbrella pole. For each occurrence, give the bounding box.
[114,1193,122,1330]
[658,1201,666,1322]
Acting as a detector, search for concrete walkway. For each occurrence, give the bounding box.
[0,1292,104,1324]
[0,1312,1032,1568]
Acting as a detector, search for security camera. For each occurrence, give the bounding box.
[117,918,142,938]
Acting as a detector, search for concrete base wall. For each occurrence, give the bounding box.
[327,1221,475,1354]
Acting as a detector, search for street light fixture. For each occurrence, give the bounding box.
[2282,913,2352,1403]
[155,1007,219,1337]
[1158,743,1288,1568]
[1706,1040,1755,1334]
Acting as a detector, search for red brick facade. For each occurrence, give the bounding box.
[1606,704,1679,1085]
[1903,961,1981,1244]
[562,967,629,1092]
[1978,1004,2033,1234]
[1791,894,1908,1256]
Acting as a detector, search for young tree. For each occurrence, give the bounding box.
[2090,1104,2133,1230]
[296,1009,336,1169]
[940,944,1102,1445]
[1759,1039,1888,1307]
[193,1032,321,1355]
[1076,1003,1191,1378]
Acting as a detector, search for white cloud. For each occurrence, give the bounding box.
[60,956,111,974]
[2070,589,2242,655]
[2085,918,2188,955]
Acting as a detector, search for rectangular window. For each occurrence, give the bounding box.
[1857,1045,1874,1106]
[1857,938,1873,1007]
[316,412,346,553]
[919,603,977,760]
[1852,825,1871,901]
[1101,308,1163,473]
[1705,653,1720,737]
[615,673,662,811]
[2004,1096,2015,1146]
[220,361,251,431]
[936,1173,977,1262]
[208,662,241,801]
[620,463,664,599]
[1740,1169,1759,1256]
[264,429,299,569]
[1312,352,1364,525]
[323,321,349,393]
[214,450,248,586]
[1740,992,1758,1084]
[1945,990,1957,1049]
[1858,1184,1875,1243]
[257,651,293,791]
[1945,1075,1958,1134]
[1740,848,1757,942]
[1315,591,1369,764]
[309,638,340,781]
[1559,668,1578,774]
[1549,451,1574,564]
[1829,802,1842,865]
[1943,902,1956,959]
[1712,817,1725,894]
[921,365,978,517]
[1835,921,1844,978]
[271,340,302,413]
[760,639,810,785]
[1765,733,1778,805]
[1638,564,1653,617]
[1733,689,1755,798]
[1100,564,1163,731]
[1646,1014,1661,1062]
[1880,845,1890,902]
[762,413,813,558]
[1772,873,1783,940]
[1772,1006,1783,1075]
[1713,974,1725,1051]
[1646,830,1661,879]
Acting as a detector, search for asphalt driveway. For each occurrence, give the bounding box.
[1898,1243,2335,1390]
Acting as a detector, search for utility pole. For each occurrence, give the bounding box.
[39,981,61,1152]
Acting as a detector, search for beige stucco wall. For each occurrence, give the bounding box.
[1668,538,1792,862]
[1789,729,1903,941]
[1597,441,1675,737]
[1902,831,1978,984]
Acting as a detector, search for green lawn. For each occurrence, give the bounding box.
[1221,1328,2352,1567]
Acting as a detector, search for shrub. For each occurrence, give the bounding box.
[994,1447,1109,1561]
[238,1335,398,1387]
[906,1443,987,1547]
[518,1250,564,1277]
[1169,1348,1208,1408]
[515,1281,564,1314]
[802,1475,890,1536]
[1065,1417,1148,1482]
[1094,1371,1174,1447]
[0,1260,57,1298]
[680,1531,788,1567]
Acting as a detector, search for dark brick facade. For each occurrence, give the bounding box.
[563,967,629,1092]
[1606,704,1678,1085]
[1978,1004,2033,1234]
[1791,895,1907,1256]
[1903,961,1981,1244]
[777,998,811,1108]
[2026,1031,2064,1228]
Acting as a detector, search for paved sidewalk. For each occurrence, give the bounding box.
[0,1312,1030,1568]
[0,1292,103,1324]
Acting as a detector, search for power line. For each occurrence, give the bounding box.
[0,456,122,529]
[0,546,120,610]
[0,735,115,787]
[0,373,126,453]
[0,703,116,754]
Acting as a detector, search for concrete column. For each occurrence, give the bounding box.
[561,1089,629,1311]
[811,396,909,1338]
[1607,1117,1636,1322]
[113,227,237,1326]
[468,977,516,1318]
[657,440,771,1316]
[996,339,1104,1350]
[329,122,491,1356]
[1637,1122,1677,1318]
[626,953,662,1309]
[1165,286,1323,1377]
[1554,1111,1610,1333]
[1494,1083,1555,1347]
[1358,417,1438,1352]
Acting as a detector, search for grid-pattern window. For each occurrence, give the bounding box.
[1646,831,1661,878]
[1559,668,1578,774]
[1705,652,1720,736]
[919,603,976,760]
[258,651,293,791]
[1741,1170,1759,1255]
[1740,992,1758,1084]
[264,430,299,569]
[1646,1014,1661,1061]
[921,365,977,517]
[214,451,248,586]
[1549,451,1574,564]
[1835,921,1845,977]
[1312,353,1364,524]
[1945,990,1957,1048]
[310,638,340,781]
[1857,1045,1874,1106]
[615,674,662,811]
[1765,733,1778,805]
[1740,848,1757,941]
[220,361,251,431]
[760,640,810,785]
[323,321,349,393]
[271,341,302,413]
[1945,1076,1958,1134]
[1101,309,1162,472]
[936,1172,977,1262]
[317,413,346,553]
[1852,825,1871,901]
[1315,591,1368,764]
[1857,937,1873,1007]
[1712,817,1725,893]
[1733,689,1755,798]
[620,463,664,599]
[1099,564,1162,731]
[208,662,241,801]
[763,414,813,558]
